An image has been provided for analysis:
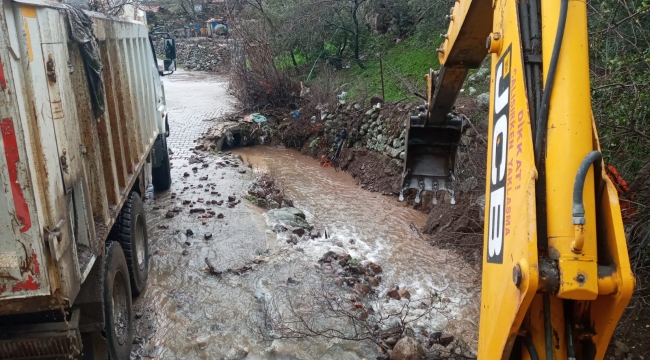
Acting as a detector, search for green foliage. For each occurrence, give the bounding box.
[342,36,443,101]
[245,195,261,203]
[309,137,320,148]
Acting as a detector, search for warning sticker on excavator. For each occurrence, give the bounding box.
[487,45,512,264]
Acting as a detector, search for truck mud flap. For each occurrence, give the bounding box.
[0,309,81,359]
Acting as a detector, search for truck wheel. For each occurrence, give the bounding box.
[116,191,149,296]
[152,134,172,192]
[104,242,134,359]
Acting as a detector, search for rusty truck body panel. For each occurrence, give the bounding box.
[0,0,165,316]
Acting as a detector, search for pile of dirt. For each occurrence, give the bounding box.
[156,37,230,73]
[422,194,485,265]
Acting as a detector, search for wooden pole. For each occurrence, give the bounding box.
[379,52,385,100]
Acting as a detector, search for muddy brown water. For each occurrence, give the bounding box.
[136,144,480,359]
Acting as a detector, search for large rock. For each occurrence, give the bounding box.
[268,207,311,229]
[477,93,490,109]
[392,337,424,360]
[390,146,404,158]
[370,94,384,106]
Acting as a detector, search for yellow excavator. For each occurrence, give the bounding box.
[402,0,636,358]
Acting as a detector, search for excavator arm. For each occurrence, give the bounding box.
[403,0,635,358]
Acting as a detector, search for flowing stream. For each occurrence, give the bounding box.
[138,145,480,359]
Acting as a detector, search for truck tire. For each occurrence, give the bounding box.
[116,191,149,296]
[104,242,134,359]
[152,134,172,192]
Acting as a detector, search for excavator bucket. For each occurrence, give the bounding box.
[400,68,467,205]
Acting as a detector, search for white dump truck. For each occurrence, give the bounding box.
[0,1,176,358]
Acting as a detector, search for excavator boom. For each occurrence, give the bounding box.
[403,0,635,358]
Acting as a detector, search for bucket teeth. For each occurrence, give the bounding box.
[402,111,462,205]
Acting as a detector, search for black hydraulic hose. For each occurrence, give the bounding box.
[565,317,577,360]
[543,293,553,360]
[522,334,541,360]
[572,151,603,218]
[534,0,569,167]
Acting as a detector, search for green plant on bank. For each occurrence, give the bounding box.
[309,137,320,148]
[245,195,262,203]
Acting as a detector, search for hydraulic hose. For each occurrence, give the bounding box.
[572,151,603,219]
[571,151,602,253]
[534,0,569,167]
[522,334,541,360]
[543,293,553,360]
[565,317,577,360]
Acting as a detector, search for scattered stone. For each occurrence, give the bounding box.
[384,337,398,347]
[615,340,630,353]
[292,228,306,236]
[199,175,208,181]
[158,224,169,229]
[438,334,454,346]
[477,92,490,109]
[183,172,190,177]
[354,282,370,296]
[392,337,424,360]
[268,207,311,229]
[367,262,383,274]
[182,250,189,256]
[182,200,191,205]
[367,276,380,288]
[189,208,206,214]
[354,302,364,308]
[165,211,175,218]
[204,233,212,240]
[228,195,236,202]
[387,289,401,300]
[397,289,411,300]
[217,213,224,219]
[186,229,194,236]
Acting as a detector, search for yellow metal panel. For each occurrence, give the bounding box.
[438,0,493,67]
[542,0,599,301]
[478,0,539,356]
[582,118,634,358]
